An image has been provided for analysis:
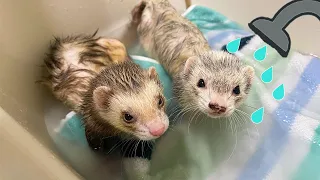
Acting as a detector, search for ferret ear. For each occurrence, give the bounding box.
[242,65,255,85]
[147,66,158,80]
[93,86,112,110]
[184,56,198,74]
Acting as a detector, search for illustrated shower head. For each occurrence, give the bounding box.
[248,0,320,58]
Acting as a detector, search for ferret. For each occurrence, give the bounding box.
[42,33,170,179]
[132,0,255,118]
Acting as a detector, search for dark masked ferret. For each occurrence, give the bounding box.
[42,33,169,148]
[132,0,255,118]
[42,34,169,179]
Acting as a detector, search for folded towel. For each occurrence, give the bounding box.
[48,4,320,180]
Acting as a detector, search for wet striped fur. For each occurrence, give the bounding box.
[41,32,128,111]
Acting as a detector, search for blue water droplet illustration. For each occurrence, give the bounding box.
[254,46,267,61]
[251,107,264,124]
[273,84,285,100]
[261,66,273,83]
[226,38,241,53]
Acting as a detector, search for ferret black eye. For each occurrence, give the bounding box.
[197,79,205,88]
[124,113,134,123]
[158,96,164,107]
[233,85,240,95]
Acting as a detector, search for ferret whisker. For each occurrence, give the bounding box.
[234,110,251,125]
[135,140,141,158]
[147,141,153,150]
[225,125,238,165]
[232,113,242,128]
[107,140,126,155]
[130,141,138,158]
[171,105,194,123]
[235,110,261,137]
[187,109,200,134]
[168,106,184,119]
[127,140,137,159]
[101,135,116,140]
[241,104,258,109]
[174,108,193,124]
[235,113,246,128]
[142,141,145,158]
[196,111,203,124]
[179,106,198,121]
[166,96,178,103]
[122,140,135,158]
[233,115,238,135]
[232,116,237,135]
[229,116,235,135]
[167,102,180,111]
[235,109,251,118]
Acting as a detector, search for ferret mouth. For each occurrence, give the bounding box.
[134,133,162,141]
[134,128,168,141]
[206,110,233,118]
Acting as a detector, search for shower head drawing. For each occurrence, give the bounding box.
[248,0,320,57]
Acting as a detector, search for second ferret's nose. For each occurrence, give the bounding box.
[208,103,226,113]
[148,122,166,136]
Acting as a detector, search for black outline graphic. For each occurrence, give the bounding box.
[249,0,320,57]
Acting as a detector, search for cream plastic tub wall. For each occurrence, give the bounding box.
[0,0,319,179]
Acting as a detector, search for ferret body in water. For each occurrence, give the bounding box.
[80,61,169,179]
[42,33,169,179]
[132,0,255,118]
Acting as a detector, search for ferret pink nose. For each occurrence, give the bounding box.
[148,123,165,136]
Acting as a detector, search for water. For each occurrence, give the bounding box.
[251,107,264,124]
[254,46,267,61]
[226,38,241,53]
[273,84,285,100]
[261,66,273,83]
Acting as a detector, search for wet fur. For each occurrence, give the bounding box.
[132,0,211,75]
[132,0,254,116]
[41,31,127,112]
[41,33,167,151]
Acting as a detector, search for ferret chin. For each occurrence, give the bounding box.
[132,0,255,118]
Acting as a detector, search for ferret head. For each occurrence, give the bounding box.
[87,61,169,141]
[175,51,255,118]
